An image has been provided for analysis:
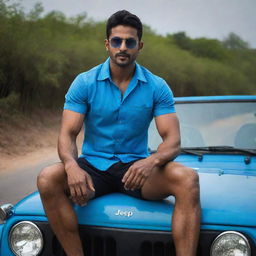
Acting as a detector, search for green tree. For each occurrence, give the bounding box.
[223,32,249,49]
[172,31,191,50]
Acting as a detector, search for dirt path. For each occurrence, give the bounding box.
[0,147,59,206]
[0,130,83,176]
[0,111,61,174]
[0,110,87,176]
[0,127,60,175]
[0,146,59,175]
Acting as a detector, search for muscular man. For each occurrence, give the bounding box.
[37,10,201,256]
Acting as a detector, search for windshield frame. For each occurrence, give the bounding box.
[148,96,256,152]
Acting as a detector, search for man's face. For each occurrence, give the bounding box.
[105,25,143,68]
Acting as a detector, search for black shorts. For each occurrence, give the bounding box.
[77,157,143,199]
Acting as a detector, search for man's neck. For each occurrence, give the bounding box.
[110,60,135,85]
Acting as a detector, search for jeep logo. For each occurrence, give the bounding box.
[115,209,133,217]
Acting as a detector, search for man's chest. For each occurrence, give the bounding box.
[86,82,154,127]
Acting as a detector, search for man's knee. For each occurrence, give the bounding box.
[37,163,65,196]
[37,166,53,193]
[164,163,200,196]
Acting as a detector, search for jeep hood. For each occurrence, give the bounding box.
[13,169,256,230]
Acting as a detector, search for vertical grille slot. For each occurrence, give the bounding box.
[82,234,91,255]
[141,241,153,256]
[165,241,176,256]
[140,240,175,256]
[154,241,165,255]
[105,236,117,256]
[93,236,104,255]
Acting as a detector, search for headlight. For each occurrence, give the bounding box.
[211,231,251,256]
[9,221,43,256]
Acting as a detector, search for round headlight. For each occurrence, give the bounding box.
[9,221,43,256]
[211,231,251,256]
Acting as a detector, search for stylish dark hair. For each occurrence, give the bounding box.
[106,10,143,41]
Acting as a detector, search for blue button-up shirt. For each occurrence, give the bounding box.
[64,58,175,170]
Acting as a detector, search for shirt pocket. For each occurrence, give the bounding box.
[125,106,153,134]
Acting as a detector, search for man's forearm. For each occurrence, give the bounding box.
[58,133,79,170]
[148,138,180,167]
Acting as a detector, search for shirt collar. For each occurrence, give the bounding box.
[97,58,147,83]
[97,58,111,81]
[134,62,147,83]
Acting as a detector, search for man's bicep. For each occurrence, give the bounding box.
[155,113,180,142]
[153,79,175,117]
[64,74,89,114]
[60,110,85,136]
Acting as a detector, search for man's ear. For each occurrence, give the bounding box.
[138,41,144,51]
[104,39,109,51]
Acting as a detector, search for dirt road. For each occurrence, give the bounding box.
[0,126,83,206]
[0,147,59,205]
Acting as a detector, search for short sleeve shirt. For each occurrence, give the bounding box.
[64,58,175,170]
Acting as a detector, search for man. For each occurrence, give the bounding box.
[37,10,201,256]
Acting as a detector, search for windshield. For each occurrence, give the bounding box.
[148,101,256,150]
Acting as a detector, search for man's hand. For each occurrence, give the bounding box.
[66,163,95,206]
[122,158,155,191]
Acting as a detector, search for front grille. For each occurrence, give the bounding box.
[52,234,117,256]
[34,222,256,256]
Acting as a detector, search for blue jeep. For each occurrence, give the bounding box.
[0,95,256,256]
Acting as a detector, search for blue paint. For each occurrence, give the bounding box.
[0,224,3,246]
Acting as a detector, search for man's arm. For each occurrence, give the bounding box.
[58,109,95,205]
[149,112,180,165]
[122,113,180,190]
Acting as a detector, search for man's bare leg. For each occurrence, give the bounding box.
[37,163,84,256]
[142,162,201,256]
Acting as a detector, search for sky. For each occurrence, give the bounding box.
[21,0,256,48]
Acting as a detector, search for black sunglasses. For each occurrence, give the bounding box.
[109,37,138,49]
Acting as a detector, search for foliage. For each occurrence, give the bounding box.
[223,32,249,50]
[171,32,231,61]
[0,0,255,115]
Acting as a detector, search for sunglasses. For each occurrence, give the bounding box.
[109,37,138,49]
